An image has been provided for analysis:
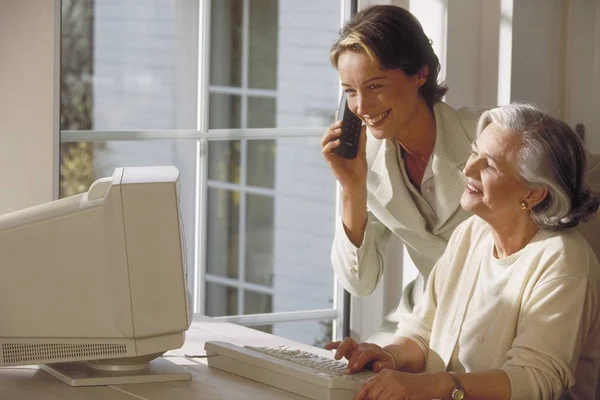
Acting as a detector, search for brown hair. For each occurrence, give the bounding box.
[330,5,447,108]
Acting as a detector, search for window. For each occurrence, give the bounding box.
[60,0,346,346]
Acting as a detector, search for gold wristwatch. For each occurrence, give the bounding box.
[448,371,465,400]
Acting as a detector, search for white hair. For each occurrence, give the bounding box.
[476,103,598,230]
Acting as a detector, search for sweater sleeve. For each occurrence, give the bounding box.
[331,212,391,297]
[392,260,440,357]
[502,274,596,400]
[392,217,476,356]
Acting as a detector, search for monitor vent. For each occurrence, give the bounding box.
[2,343,128,365]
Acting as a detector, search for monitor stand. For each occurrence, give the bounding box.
[40,356,191,387]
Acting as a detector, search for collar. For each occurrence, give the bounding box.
[369,102,475,230]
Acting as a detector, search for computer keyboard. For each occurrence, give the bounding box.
[204,341,376,400]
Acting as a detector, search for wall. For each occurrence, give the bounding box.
[510,0,567,116]
[0,0,59,214]
[445,0,502,108]
[565,1,600,152]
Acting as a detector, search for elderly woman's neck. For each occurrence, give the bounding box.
[489,219,540,259]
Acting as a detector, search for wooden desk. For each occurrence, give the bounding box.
[0,319,339,400]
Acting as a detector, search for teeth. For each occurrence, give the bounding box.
[366,110,389,125]
[371,112,387,123]
[467,182,481,193]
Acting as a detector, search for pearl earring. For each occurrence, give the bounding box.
[519,201,528,210]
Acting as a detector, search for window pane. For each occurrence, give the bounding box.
[245,194,274,286]
[61,0,199,131]
[61,0,95,198]
[59,139,198,296]
[262,2,340,128]
[61,0,94,131]
[277,1,341,127]
[206,188,240,279]
[247,97,276,129]
[209,93,241,129]
[206,282,238,317]
[60,142,95,198]
[210,0,242,87]
[252,319,334,347]
[269,138,336,312]
[247,139,275,188]
[204,137,336,317]
[207,140,241,184]
[207,1,340,129]
[248,0,277,90]
[244,291,272,315]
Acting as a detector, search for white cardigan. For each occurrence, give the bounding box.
[395,216,600,400]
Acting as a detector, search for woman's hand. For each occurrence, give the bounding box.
[354,370,439,400]
[320,121,368,191]
[325,337,396,374]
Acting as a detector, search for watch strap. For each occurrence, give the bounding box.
[448,371,465,399]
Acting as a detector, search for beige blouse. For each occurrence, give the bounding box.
[331,102,485,307]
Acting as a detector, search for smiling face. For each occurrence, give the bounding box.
[336,50,427,141]
[460,123,531,226]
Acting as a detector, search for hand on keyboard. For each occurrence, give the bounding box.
[354,369,441,400]
[325,337,396,374]
[205,341,377,400]
[245,344,376,384]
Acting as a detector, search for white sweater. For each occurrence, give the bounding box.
[395,216,600,400]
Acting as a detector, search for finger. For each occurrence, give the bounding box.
[354,374,380,400]
[335,337,357,360]
[371,351,394,372]
[321,140,341,156]
[372,361,391,373]
[353,385,368,400]
[381,388,397,400]
[373,372,401,400]
[349,345,382,372]
[355,345,383,366]
[324,341,341,350]
[357,125,367,156]
[345,342,364,370]
[363,378,385,400]
[320,125,342,148]
[337,337,358,350]
[346,347,371,372]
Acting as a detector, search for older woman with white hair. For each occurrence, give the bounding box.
[327,103,600,400]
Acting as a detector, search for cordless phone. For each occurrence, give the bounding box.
[332,92,362,159]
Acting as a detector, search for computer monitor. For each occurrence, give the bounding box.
[0,166,192,386]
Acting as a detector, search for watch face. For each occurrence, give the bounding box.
[452,389,465,400]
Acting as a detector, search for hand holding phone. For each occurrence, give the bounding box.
[332,92,362,159]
